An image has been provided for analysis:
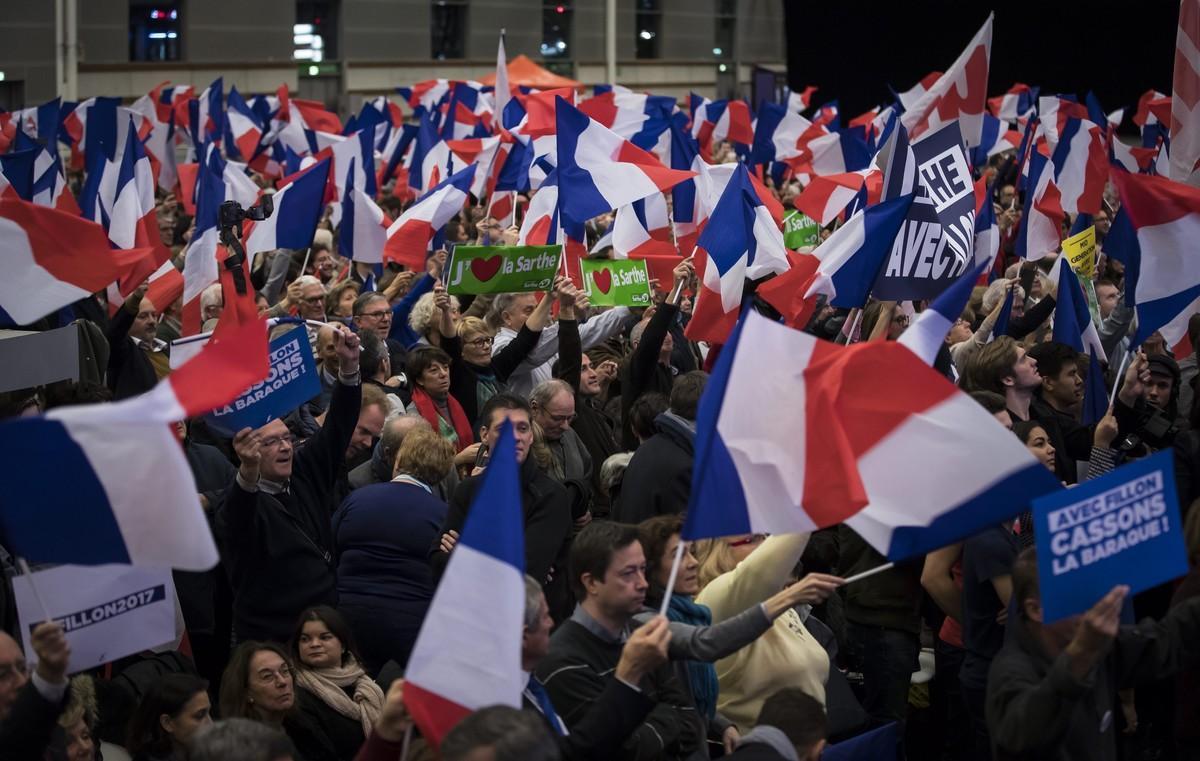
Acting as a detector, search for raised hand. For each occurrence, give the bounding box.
[233,428,262,483]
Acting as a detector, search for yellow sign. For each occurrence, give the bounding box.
[1062,225,1096,279]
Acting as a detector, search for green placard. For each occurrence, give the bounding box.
[783,210,820,251]
[445,245,563,295]
[581,259,653,307]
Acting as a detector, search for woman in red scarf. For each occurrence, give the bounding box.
[405,346,474,452]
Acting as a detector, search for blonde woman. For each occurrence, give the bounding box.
[692,533,837,731]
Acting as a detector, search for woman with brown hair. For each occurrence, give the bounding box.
[218,641,332,760]
[288,607,385,761]
[334,426,457,672]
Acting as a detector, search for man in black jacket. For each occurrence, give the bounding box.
[613,372,707,524]
[0,621,70,761]
[431,393,574,621]
[619,259,693,450]
[107,292,166,400]
[726,689,827,761]
[521,574,667,760]
[220,330,362,643]
[537,521,704,761]
[557,317,621,518]
[987,548,1200,761]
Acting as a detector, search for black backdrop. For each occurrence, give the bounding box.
[783,1,1178,131]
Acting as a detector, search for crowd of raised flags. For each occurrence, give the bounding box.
[4,4,1200,760]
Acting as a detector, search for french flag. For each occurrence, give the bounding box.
[181,146,239,335]
[516,179,560,246]
[1106,170,1200,352]
[0,316,268,570]
[749,102,813,167]
[384,163,475,269]
[243,157,330,257]
[899,260,990,366]
[579,90,675,144]
[612,193,675,258]
[686,164,790,343]
[683,309,1061,559]
[895,71,944,113]
[447,135,504,199]
[690,95,755,152]
[973,183,1001,270]
[226,86,265,163]
[407,112,453,193]
[793,170,874,226]
[331,128,378,199]
[1049,117,1107,215]
[128,93,178,191]
[803,194,915,308]
[0,198,154,325]
[31,148,80,214]
[796,128,872,177]
[987,83,1038,123]
[970,113,1022,167]
[403,420,525,745]
[901,14,993,146]
[786,85,819,114]
[339,158,391,264]
[1015,151,1064,261]
[144,259,185,313]
[555,97,696,225]
[12,98,62,144]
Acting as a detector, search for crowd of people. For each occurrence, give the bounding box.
[5,109,1200,761]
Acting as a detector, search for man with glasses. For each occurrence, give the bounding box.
[0,621,70,756]
[220,329,364,643]
[353,291,410,383]
[530,379,594,522]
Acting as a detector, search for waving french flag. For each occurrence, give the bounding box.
[1047,117,1107,215]
[693,164,790,312]
[786,85,819,114]
[243,157,330,257]
[404,420,525,745]
[128,92,178,191]
[683,310,1061,559]
[1050,255,1108,424]
[339,159,391,264]
[31,147,80,214]
[331,128,378,199]
[11,98,62,144]
[804,194,915,308]
[1107,170,1200,351]
[612,193,675,259]
[385,164,475,269]
[901,14,993,146]
[970,113,1022,167]
[690,95,754,151]
[988,83,1038,123]
[1015,151,1065,261]
[226,86,265,163]
[181,145,247,334]
[407,111,453,193]
[0,316,268,570]
[794,170,875,226]
[555,96,696,224]
[0,198,154,325]
[750,102,812,167]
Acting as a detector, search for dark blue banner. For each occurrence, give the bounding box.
[205,325,319,435]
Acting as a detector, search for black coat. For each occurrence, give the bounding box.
[612,412,694,525]
[620,303,678,450]
[524,677,654,761]
[430,456,573,620]
[0,681,66,761]
[290,686,365,761]
[217,381,361,643]
[558,318,621,515]
[106,306,159,400]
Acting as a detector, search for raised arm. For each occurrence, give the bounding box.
[695,533,811,624]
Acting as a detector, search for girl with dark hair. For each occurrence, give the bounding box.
[288,607,385,760]
[126,674,211,761]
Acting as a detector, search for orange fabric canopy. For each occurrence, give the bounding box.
[480,54,582,89]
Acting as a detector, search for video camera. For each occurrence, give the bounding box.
[217,197,274,296]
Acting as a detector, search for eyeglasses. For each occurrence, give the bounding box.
[254,664,292,685]
[358,310,392,320]
[466,336,494,348]
[260,434,297,449]
[728,533,767,548]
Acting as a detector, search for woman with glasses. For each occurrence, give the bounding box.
[689,531,842,732]
[405,346,475,452]
[439,280,565,429]
[219,641,333,760]
[287,607,385,761]
[634,516,845,754]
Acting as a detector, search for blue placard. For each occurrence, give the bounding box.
[873,121,977,301]
[205,325,320,435]
[1032,450,1188,623]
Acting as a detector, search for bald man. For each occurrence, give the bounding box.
[0,621,70,758]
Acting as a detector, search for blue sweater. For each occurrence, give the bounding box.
[332,480,446,670]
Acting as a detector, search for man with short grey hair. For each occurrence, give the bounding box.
[191,718,296,761]
[530,379,593,519]
[349,413,443,492]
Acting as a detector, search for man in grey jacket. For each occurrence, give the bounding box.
[987,547,1200,761]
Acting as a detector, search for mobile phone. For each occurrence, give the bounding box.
[474,443,490,468]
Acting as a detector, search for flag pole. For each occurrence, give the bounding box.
[16,558,53,624]
[842,561,893,585]
[658,539,686,616]
[399,724,413,761]
[299,246,312,278]
[1110,347,1134,406]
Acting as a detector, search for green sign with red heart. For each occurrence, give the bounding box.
[581,259,652,307]
[445,245,563,295]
